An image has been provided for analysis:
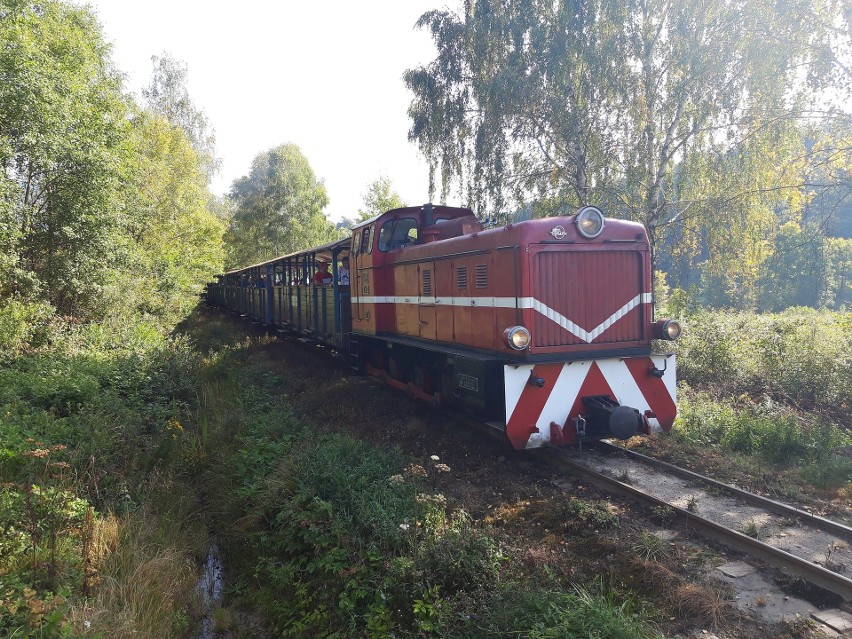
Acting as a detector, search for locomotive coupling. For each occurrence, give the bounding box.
[580,395,643,440]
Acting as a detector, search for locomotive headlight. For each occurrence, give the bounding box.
[575,206,605,239]
[653,319,682,340]
[505,326,531,350]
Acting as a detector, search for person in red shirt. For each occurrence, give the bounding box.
[312,261,332,285]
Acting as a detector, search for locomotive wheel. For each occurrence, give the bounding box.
[388,356,403,381]
[413,365,435,393]
[440,369,454,402]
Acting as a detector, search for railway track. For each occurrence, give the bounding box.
[529,442,852,604]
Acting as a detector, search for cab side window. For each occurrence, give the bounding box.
[378,218,418,251]
[352,231,361,256]
[360,225,374,255]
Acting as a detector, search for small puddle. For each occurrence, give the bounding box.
[196,543,224,639]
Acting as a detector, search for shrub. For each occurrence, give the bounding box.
[0,298,54,352]
[673,389,850,467]
[415,510,503,595]
[800,457,852,490]
[672,308,851,421]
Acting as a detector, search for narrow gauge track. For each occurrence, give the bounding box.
[526,443,852,604]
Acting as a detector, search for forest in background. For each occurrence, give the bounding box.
[2,0,850,339]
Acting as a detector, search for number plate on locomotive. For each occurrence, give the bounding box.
[457,373,479,392]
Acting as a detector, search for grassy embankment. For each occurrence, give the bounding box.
[0,317,210,637]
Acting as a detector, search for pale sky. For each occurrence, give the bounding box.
[82,0,460,222]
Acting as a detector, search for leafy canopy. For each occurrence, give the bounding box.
[0,0,131,316]
[0,0,225,331]
[224,143,336,269]
[356,176,407,223]
[405,0,850,254]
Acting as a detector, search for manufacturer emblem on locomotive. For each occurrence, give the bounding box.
[549,225,567,240]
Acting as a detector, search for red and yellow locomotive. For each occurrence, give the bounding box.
[207,204,680,449]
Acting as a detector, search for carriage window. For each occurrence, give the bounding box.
[378,218,418,251]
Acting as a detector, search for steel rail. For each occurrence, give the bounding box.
[593,441,852,542]
[530,447,852,603]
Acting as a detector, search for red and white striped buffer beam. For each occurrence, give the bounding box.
[504,355,677,449]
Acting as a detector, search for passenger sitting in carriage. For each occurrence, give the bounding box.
[312,261,332,285]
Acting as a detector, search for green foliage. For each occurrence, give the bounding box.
[561,498,620,533]
[233,434,417,636]
[673,308,852,421]
[115,111,225,329]
[414,510,503,595]
[671,117,812,307]
[675,216,852,312]
[525,586,663,639]
[405,0,848,253]
[0,298,55,352]
[0,0,131,316]
[12,307,676,639]
[430,583,663,639]
[0,316,202,493]
[0,313,210,637]
[0,579,78,639]
[224,143,336,268]
[142,53,220,180]
[356,176,407,223]
[799,457,852,490]
[0,1,223,331]
[201,350,662,639]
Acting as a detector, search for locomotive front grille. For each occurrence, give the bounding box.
[532,249,644,347]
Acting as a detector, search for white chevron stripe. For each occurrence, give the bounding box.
[537,361,592,428]
[351,293,653,343]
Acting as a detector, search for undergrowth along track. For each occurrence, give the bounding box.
[528,443,852,604]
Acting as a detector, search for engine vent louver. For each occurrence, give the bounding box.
[422,269,432,296]
[475,264,488,288]
[456,266,467,290]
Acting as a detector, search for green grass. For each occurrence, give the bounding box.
[0,315,210,638]
[189,327,665,639]
[673,389,851,483]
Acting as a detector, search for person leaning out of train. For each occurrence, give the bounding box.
[313,261,333,285]
[338,257,350,285]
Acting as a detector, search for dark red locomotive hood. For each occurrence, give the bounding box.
[499,215,649,245]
